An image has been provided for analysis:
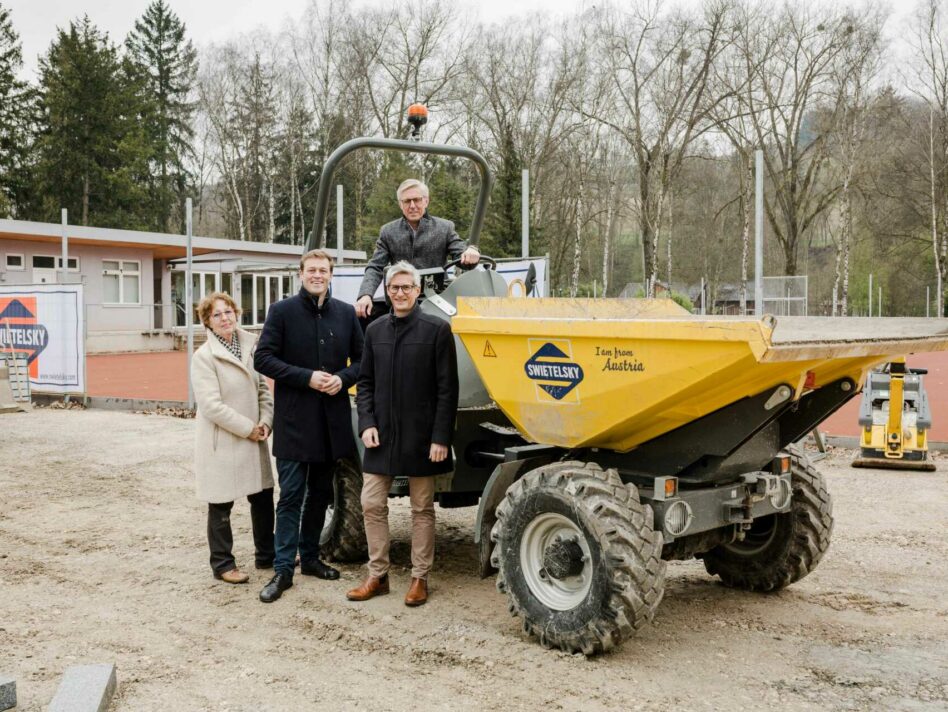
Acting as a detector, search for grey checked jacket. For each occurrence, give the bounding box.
[357,212,469,299]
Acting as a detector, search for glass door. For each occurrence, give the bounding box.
[172,271,220,327]
[239,274,292,326]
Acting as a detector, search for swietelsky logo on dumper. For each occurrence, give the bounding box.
[0,298,48,378]
[524,340,584,402]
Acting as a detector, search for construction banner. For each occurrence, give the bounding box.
[0,284,84,394]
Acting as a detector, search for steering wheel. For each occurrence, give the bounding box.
[444,254,497,272]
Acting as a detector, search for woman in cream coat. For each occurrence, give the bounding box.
[192,292,275,584]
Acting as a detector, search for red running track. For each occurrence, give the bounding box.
[85,349,948,442]
[86,351,189,402]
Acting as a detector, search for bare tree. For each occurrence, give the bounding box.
[591,0,732,296]
[735,1,856,275]
[461,19,582,255]
[829,10,884,315]
[910,0,948,316]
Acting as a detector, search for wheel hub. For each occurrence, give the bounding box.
[542,536,585,579]
[520,512,593,611]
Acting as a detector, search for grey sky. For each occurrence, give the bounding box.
[6,0,922,83]
[6,0,571,79]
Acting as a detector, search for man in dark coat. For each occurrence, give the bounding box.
[253,248,363,603]
[354,178,480,318]
[347,260,459,607]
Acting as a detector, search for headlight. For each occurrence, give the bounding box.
[664,500,693,537]
[769,478,792,510]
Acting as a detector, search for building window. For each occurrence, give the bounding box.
[5,254,24,270]
[103,260,141,304]
[238,273,291,326]
[31,255,79,272]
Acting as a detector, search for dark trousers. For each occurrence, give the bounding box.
[207,488,275,575]
[274,459,334,578]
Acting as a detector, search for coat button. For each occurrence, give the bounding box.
[320,339,325,344]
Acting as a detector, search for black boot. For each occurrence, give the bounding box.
[259,573,293,603]
[300,559,340,580]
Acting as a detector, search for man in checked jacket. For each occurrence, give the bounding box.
[354,178,480,319]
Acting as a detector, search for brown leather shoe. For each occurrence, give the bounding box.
[346,575,389,601]
[215,568,249,584]
[404,577,428,606]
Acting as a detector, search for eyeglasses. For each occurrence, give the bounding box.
[399,197,425,206]
[387,284,417,294]
[211,309,236,320]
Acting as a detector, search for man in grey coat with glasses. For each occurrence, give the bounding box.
[354,178,481,319]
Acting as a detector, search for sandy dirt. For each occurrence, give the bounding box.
[1,408,946,711]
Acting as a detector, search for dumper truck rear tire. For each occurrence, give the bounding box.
[491,461,665,655]
[700,444,833,591]
[320,457,368,562]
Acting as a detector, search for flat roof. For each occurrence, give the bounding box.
[0,218,366,261]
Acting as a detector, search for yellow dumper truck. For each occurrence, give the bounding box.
[306,125,948,655]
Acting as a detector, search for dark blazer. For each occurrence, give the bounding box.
[254,289,363,463]
[356,306,459,477]
[358,212,468,299]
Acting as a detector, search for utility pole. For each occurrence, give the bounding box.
[336,184,344,262]
[186,198,194,410]
[754,150,764,316]
[60,209,68,284]
[522,169,530,258]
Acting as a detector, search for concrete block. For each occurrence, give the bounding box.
[0,366,21,414]
[0,674,15,711]
[48,664,117,712]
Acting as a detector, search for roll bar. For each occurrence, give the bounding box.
[304,137,494,253]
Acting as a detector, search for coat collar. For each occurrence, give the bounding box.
[390,304,421,326]
[298,287,333,313]
[205,327,253,376]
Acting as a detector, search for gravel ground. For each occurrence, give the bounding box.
[1,408,946,711]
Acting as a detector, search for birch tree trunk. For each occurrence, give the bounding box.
[229,169,246,241]
[601,178,615,297]
[570,186,583,297]
[289,154,297,245]
[930,107,943,317]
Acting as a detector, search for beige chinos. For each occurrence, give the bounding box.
[361,473,435,580]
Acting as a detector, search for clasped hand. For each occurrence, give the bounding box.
[309,370,343,395]
[248,422,270,441]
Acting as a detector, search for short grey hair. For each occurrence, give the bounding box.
[385,260,421,288]
[396,178,429,201]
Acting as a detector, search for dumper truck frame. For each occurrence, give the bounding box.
[304,126,948,655]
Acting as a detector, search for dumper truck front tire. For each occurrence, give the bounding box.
[320,457,368,562]
[491,461,665,655]
[701,444,833,591]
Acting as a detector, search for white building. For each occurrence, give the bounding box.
[0,218,365,353]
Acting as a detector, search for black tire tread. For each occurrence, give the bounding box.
[321,457,368,562]
[701,443,833,591]
[491,461,665,655]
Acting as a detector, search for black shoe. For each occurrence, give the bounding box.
[300,559,340,580]
[259,573,293,603]
[255,559,274,570]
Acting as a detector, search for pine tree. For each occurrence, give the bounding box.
[125,0,197,232]
[0,4,34,217]
[34,16,150,227]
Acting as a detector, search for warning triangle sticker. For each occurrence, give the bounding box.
[483,340,497,357]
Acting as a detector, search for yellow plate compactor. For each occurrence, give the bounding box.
[852,358,936,471]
